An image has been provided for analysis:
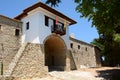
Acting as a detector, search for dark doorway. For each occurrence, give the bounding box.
[44,35,67,71]
[51,56,54,66]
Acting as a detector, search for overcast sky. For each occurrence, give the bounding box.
[0,0,99,43]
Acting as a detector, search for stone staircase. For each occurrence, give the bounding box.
[11,43,48,78]
[4,43,27,76]
[2,47,20,76]
[3,49,17,74]
[0,34,21,76]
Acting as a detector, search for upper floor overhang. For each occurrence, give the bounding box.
[14,2,77,25]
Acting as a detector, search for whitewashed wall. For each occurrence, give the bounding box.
[21,7,71,49]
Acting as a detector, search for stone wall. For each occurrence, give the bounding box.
[4,43,27,76]
[0,15,48,78]
[12,43,48,78]
[69,37,100,69]
[0,14,101,78]
[0,15,22,75]
[94,46,102,67]
[0,15,22,28]
[69,50,77,70]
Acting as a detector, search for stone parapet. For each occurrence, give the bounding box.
[0,15,22,28]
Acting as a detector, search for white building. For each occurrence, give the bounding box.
[14,2,77,73]
[15,2,76,49]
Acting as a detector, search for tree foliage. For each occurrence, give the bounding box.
[90,39,104,55]
[45,0,120,66]
[75,0,120,66]
[45,0,61,7]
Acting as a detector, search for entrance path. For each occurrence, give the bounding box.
[49,71,103,80]
[14,67,120,80]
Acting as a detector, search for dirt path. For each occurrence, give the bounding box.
[49,71,103,80]
[14,67,120,80]
[78,67,120,80]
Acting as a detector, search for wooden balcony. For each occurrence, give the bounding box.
[51,24,66,35]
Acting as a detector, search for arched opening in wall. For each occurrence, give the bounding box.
[44,34,67,71]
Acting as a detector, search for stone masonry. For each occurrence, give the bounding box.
[70,37,101,69]
[12,43,48,78]
[0,15,22,75]
[0,15,21,28]
[0,14,101,79]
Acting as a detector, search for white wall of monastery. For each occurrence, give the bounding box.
[21,7,70,48]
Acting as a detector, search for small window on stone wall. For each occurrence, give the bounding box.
[78,45,80,49]
[0,25,1,30]
[70,43,73,48]
[15,29,20,36]
[85,47,88,51]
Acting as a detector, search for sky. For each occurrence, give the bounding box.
[0,0,99,43]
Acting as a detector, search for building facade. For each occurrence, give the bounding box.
[0,2,101,78]
[70,37,101,70]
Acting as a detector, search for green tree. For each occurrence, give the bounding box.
[90,39,104,55]
[45,0,120,66]
[45,0,61,7]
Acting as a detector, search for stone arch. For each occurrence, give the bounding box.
[44,34,67,71]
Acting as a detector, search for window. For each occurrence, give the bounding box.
[15,29,20,36]
[78,45,80,49]
[51,19,56,32]
[26,22,29,30]
[0,25,1,30]
[45,16,49,26]
[85,47,88,51]
[53,19,56,28]
[70,43,73,48]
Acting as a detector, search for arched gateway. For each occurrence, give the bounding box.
[44,34,67,71]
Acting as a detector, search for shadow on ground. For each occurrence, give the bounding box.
[96,68,120,80]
